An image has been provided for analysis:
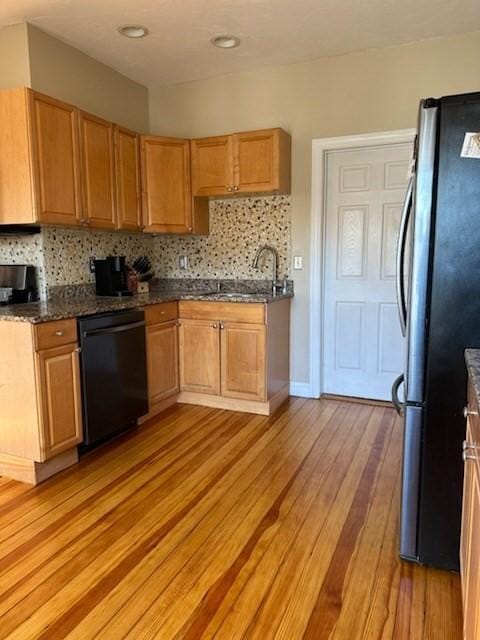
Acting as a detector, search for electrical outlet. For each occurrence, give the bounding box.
[294,255,303,270]
[179,255,189,270]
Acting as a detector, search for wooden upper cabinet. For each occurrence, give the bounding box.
[114,125,142,231]
[221,322,266,401]
[141,136,194,234]
[191,136,234,196]
[78,111,116,229]
[191,128,291,197]
[30,91,83,225]
[234,129,291,194]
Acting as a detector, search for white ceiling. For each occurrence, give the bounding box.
[2,0,480,88]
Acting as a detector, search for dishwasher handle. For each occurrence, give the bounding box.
[83,320,145,338]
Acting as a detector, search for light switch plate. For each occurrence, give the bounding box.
[179,255,188,270]
[294,256,303,270]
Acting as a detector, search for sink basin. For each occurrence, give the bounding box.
[200,292,262,299]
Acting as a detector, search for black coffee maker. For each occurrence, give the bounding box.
[93,256,132,297]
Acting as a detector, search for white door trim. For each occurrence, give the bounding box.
[309,129,416,398]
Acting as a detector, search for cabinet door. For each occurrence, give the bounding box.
[35,343,83,460]
[233,128,291,194]
[191,136,234,196]
[221,322,266,401]
[115,125,142,231]
[79,111,116,229]
[179,319,220,395]
[29,91,82,225]
[141,136,193,233]
[146,320,179,405]
[463,464,480,639]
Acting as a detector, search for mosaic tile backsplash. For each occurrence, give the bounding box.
[0,195,291,298]
[152,196,291,279]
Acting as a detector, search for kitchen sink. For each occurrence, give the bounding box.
[200,292,263,299]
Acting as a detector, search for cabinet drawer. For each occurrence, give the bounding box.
[34,319,78,350]
[144,302,178,325]
[178,301,265,324]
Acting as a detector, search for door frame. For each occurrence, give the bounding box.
[309,129,416,398]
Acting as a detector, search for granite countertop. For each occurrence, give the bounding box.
[465,349,480,402]
[0,285,293,324]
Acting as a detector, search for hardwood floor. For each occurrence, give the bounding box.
[0,398,462,639]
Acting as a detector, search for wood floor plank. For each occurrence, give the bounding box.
[0,398,462,639]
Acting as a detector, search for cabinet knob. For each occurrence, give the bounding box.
[55,330,65,336]
[233,186,239,191]
[213,323,218,328]
[463,450,479,462]
[220,322,224,330]
[464,406,478,418]
[75,347,82,353]
[227,187,233,192]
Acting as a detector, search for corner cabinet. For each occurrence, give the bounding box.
[78,110,117,230]
[0,318,83,485]
[177,299,290,414]
[461,377,480,640]
[141,136,209,234]
[114,125,142,231]
[191,128,291,197]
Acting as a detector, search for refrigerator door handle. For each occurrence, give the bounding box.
[396,176,414,337]
[392,374,405,416]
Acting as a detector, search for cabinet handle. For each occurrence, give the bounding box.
[227,187,233,192]
[74,347,82,353]
[463,450,479,462]
[233,186,239,191]
[463,406,478,418]
[463,440,480,451]
[55,330,65,337]
[220,323,224,330]
[213,323,218,329]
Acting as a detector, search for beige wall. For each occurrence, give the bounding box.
[0,23,30,89]
[149,30,480,386]
[27,24,149,132]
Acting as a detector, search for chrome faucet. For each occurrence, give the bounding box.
[252,245,286,295]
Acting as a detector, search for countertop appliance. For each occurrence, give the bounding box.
[392,91,480,571]
[0,265,37,305]
[93,256,132,297]
[77,309,148,449]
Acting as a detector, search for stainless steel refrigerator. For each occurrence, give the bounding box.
[392,92,480,571]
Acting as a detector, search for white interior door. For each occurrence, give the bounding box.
[323,142,412,400]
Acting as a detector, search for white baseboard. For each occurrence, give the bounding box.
[289,381,318,398]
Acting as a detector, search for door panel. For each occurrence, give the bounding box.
[35,343,83,460]
[115,126,142,231]
[79,111,116,229]
[29,91,81,225]
[323,142,412,400]
[146,321,179,405]
[179,319,220,395]
[221,322,266,401]
[191,136,234,196]
[141,136,192,233]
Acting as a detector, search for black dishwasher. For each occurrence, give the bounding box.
[78,309,148,449]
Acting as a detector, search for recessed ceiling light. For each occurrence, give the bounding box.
[211,35,240,49]
[118,25,149,38]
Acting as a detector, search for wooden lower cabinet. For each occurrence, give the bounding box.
[179,319,221,395]
[178,300,290,414]
[461,379,480,639]
[0,319,82,485]
[221,322,266,401]
[146,319,179,405]
[35,343,83,459]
